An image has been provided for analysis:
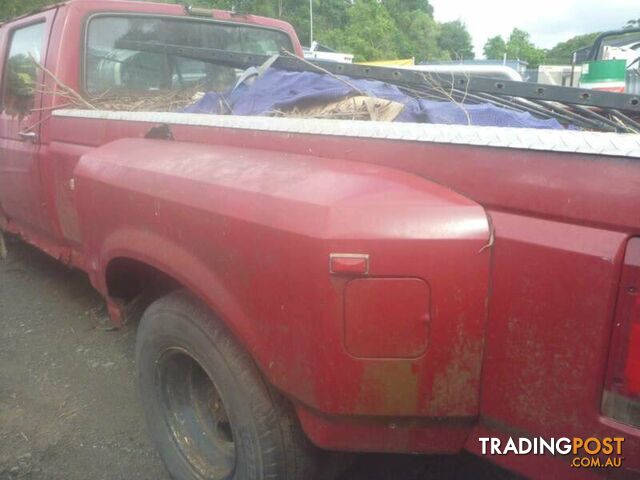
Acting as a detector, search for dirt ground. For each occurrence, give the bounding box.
[0,236,519,480]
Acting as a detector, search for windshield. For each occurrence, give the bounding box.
[85,15,293,95]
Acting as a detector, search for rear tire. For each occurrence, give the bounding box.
[136,290,317,480]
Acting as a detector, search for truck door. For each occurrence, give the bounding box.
[0,10,56,237]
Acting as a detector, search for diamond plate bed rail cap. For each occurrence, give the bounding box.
[53,110,640,158]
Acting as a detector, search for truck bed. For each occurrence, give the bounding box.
[42,108,640,477]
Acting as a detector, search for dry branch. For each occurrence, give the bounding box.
[31,55,96,110]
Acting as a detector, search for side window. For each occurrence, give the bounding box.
[2,22,45,116]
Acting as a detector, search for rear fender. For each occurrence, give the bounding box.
[74,138,491,436]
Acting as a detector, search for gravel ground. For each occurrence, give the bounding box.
[0,235,519,480]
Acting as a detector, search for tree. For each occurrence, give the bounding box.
[321,0,444,62]
[0,0,55,21]
[324,0,399,61]
[546,32,600,64]
[393,10,442,62]
[314,0,350,33]
[483,35,506,59]
[506,28,546,68]
[380,0,443,62]
[483,29,545,66]
[438,20,474,60]
[625,18,640,29]
[383,0,434,17]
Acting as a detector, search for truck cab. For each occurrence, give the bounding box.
[0,0,303,254]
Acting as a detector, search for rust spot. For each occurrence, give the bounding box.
[357,361,420,415]
[429,320,482,416]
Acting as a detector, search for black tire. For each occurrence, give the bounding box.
[136,290,317,480]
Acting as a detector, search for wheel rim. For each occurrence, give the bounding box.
[156,348,236,480]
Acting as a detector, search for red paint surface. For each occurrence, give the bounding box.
[0,2,639,478]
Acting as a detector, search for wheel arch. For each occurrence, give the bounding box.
[96,227,260,357]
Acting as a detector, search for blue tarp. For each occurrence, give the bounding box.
[183,68,566,130]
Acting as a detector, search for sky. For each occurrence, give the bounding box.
[429,0,640,58]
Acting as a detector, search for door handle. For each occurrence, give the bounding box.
[18,131,38,143]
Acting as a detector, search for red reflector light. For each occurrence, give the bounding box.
[625,298,640,396]
[329,253,369,275]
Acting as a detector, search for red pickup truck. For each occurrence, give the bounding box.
[1,1,639,479]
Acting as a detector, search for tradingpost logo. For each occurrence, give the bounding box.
[479,436,625,468]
